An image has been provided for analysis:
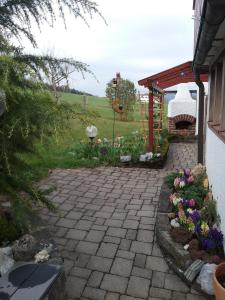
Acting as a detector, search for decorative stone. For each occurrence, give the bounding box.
[0,247,13,258]
[170,218,180,228]
[184,259,205,282]
[139,152,153,162]
[168,212,175,219]
[35,249,50,263]
[0,253,14,275]
[184,244,189,251]
[12,234,38,261]
[120,155,131,162]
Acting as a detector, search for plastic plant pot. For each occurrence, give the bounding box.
[213,262,225,300]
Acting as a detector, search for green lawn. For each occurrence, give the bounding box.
[24,92,168,176]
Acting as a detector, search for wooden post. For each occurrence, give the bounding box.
[148,87,154,151]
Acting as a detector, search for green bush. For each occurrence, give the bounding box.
[0,217,22,246]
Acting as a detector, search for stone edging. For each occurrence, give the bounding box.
[156,182,214,300]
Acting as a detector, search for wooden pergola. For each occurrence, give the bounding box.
[138,61,208,153]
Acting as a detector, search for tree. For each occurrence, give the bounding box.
[0,0,102,231]
[106,73,136,121]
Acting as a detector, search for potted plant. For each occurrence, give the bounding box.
[213,262,225,299]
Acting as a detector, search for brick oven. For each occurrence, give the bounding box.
[168,83,196,137]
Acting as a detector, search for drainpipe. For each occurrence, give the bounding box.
[195,72,205,164]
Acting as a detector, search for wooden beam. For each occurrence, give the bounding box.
[148,89,154,152]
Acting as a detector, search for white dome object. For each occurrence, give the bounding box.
[86,125,98,138]
[168,83,196,118]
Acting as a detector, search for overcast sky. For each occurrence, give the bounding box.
[23,0,195,96]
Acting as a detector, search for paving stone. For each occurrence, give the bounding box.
[76,241,99,255]
[123,220,139,229]
[66,211,83,220]
[116,250,135,260]
[92,224,107,231]
[152,271,165,288]
[119,239,131,251]
[66,276,86,298]
[85,230,105,242]
[107,227,127,238]
[130,241,152,255]
[82,286,106,300]
[152,243,163,257]
[95,211,112,219]
[56,218,76,228]
[112,212,127,220]
[146,256,169,273]
[87,256,113,272]
[186,294,206,300]
[101,274,128,293]
[104,236,121,244]
[70,266,91,279]
[76,220,93,230]
[172,291,186,300]
[137,210,154,217]
[140,217,156,225]
[67,229,87,240]
[63,258,74,275]
[149,287,172,300]
[137,230,154,243]
[105,292,120,300]
[74,253,90,268]
[127,276,150,299]
[105,219,123,227]
[88,271,104,288]
[120,296,143,300]
[134,253,146,268]
[126,229,137,240]
[164,274,189,292]
[132,266,152,279]
[97,242,118,258]
[111,257,133,277]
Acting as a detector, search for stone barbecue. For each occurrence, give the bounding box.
[168,83,197,137]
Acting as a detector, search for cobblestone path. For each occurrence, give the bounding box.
[40,143,208,300]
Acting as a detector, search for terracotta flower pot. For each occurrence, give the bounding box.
[213,262,225,300]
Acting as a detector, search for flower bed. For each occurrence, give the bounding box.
[68,131,169,169]
[165,165,224,264]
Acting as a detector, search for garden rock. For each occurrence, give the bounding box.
[0,253,14,275]
[35,249,50,263]
[120,155,131,162]
[0,247,13,258]
[12,234,38,261]
[197,263,217,295]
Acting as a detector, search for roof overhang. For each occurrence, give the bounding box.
[193,0,225,71]
[138,61,208,89]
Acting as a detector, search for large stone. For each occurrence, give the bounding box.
[127,276,150,299]
[12,234,38,261]
[0,253,14,275]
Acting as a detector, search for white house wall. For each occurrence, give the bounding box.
[205,127,225,247]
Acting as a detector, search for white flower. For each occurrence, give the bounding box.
[179,181,185,188]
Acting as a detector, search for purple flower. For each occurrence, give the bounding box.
[100,147,108,156]
[190,210,201,223]
[201,238,216,251]
[208,228,223,244]
[194,224,201,235]
[184,168,191,177]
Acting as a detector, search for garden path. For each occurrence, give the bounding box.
[40,142,208,300]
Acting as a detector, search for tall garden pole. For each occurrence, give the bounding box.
[148,87,154,151]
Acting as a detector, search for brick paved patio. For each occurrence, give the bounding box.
[40,143,208,299]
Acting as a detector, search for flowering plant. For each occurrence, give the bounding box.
[201,228,223,251]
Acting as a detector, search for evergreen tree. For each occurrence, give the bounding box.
[0,0,102,232]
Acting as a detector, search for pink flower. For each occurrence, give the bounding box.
[187,175,194,183]
[189,199,196,207]
[174,177,180,187]
[184,168,191,176]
